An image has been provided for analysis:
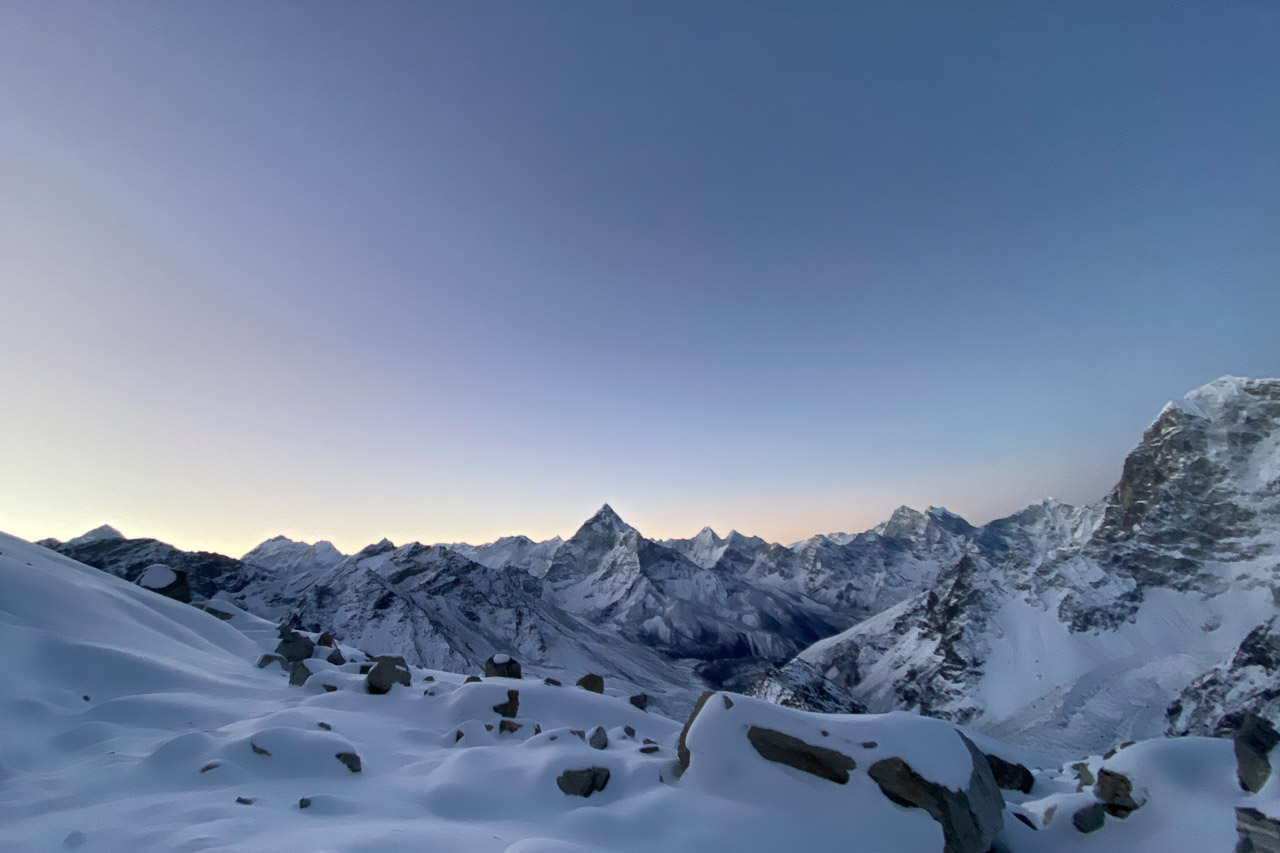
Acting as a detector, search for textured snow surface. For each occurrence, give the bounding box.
[3,530,1277,852]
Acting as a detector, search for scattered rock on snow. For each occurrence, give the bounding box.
[746,725,857,784]
[556,767,610,797]
[335,752,362,773]
[1095,768,1144,817]
[629,693,650,710]
[589,727,608,750]
[275,630,315,663]
[484,654,522,679]
[1235,714,1280,793]
[136,564,192,603]
[577,673,604,693]
[365,656,411,694]
[493,690,520,718]
[1072,802,1107,834]
[288,660,312,686]
[984,753,1035,794]
[256,653,287,671]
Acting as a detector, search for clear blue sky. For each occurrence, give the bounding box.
[2,2,1277,554]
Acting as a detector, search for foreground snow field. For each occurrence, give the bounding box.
[2,530,1277,852]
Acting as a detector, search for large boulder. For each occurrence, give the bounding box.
[365,655,411,694]
[135,564,191,604]
[484,654,522,679]
[275,629,315,663]
[867,734,1004,853]
[577,673,604,693]
[1235,714,1280,793]
[984,753,1034,794]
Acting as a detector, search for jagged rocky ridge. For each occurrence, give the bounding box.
[39,376,1280,752]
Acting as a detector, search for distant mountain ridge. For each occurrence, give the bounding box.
[38,376,1280,749]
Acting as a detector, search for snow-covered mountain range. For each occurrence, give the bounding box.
[36,376,1280,756]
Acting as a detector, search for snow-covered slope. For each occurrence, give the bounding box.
[2,530,1273,852]
[762,376,1280,754]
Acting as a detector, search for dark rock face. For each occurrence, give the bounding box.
[365,656,411,694]
[745,726,856,784]
[335,752,362,773]
[556,767,610,797]
[1235,714,1280,793]
[1237,807,1280,852]
[984,753,1034,794]
[866,734,1004,853]
[484,654,522,679]
[1095,768,1142,817]
[577,674,604,693]
[492,690,520,718]
[1073,802,1107,834]
[1170,620,1280,737]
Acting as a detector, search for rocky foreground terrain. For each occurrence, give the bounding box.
[10,375,1280,850]
[4,528,1280,852]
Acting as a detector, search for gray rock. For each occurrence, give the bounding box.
[493,690,520,718]
[544,677,562,686]
[866,733,1004,853]
[556,767,610,797]
[1236,714,1280,793]
[1095,768,1143,817]
[577,674,604,693]
[335,752,362,773]
[1073,802,1107,834]
[484,654,522,679]
[589,727,609,750]
[299,797,312,809]
[326,647,346,666]
[984,752,1034,794]
[629,693,650,710]
[275,630,315,663]
[256,653,287,671]
[498,720,523,734]
[745,726,857,784]
[1237,806,1280,852]
[365,656,411,694]
[288,660,312,686]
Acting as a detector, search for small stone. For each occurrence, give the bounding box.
[322,684,337,693]
[485,724,494,732]
[589,727,609,750]
[335,752,362,773]
[643,738,657,745]
[236,796,255,805]
[862,741,878,749]
[455,730,464,743]
[544,677,562,686]
[200,762,220,773]
[499,720,523,734]
[251,742,272,757]
[316,632,335,647]
[62,830,87,848]
[326,648,346,666]
[623,725,636,739]
[629,693,650,710]
[423,675,435,681]
[721,695,734,709]
[299,797,312,809]
[576,674,604,693]
[256,653,287,671]
[534,724,542,735]
[640,745,659,754]
[82,695,90,702]
[317,722,331,731]
[464,675,482,684]
[570,729,586,741]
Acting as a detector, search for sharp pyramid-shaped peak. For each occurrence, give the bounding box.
[574,503,635,539]
[693,525,722,544]
[66,524,125,547]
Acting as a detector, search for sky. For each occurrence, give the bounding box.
[1,2,1277,556]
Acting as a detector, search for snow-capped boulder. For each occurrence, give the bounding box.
[485,653,522,679]
[676,693,1003,853]
[365,655,411,694]
[135,563,191,603]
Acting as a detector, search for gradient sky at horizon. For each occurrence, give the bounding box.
[2,2,1278,556]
